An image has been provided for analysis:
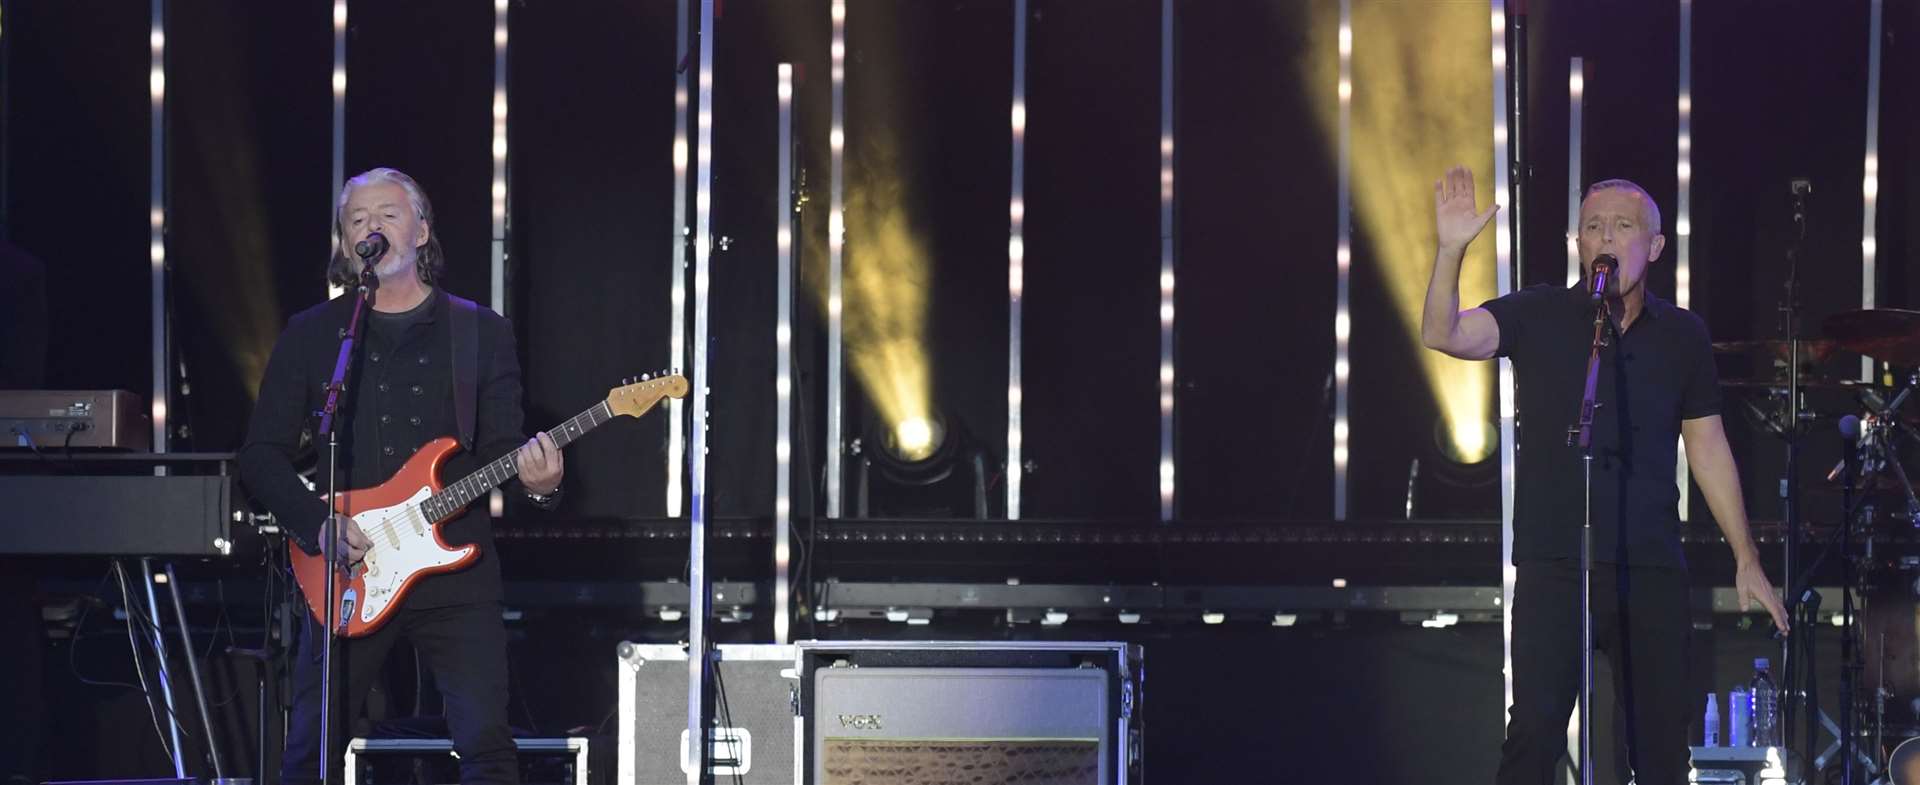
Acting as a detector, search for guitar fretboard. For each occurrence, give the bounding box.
[419,401,613,521]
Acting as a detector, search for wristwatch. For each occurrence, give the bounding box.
[525,485,562,505]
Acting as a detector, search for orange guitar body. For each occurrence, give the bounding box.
[283,374,688,638]
[289,436,475,637]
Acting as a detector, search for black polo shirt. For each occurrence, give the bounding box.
[1481,283,1721,567]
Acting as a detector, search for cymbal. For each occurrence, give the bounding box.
[1711,339,1838,366]
[1719,377,1865,391]
[1823,308,1920,366]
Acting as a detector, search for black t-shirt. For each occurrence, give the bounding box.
[367,290,435,347]
[1481,283,1721,567]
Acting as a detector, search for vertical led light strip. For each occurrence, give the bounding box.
[1675,0,1693,521]
[1566,57,1584,286]
[1567,55,1588,759]
[666,0,692,517]
[1332,0,1351,521]
[490,0,508,312]
[1490,0,1517,718]
[826,0,846,518]
[328,0,346,300]
[488,0,509,519]
[774,63,795,645]
[147,6,186,772]
[1861,0,1883,383]
[1007,0,1029,520]
[150,0,170,459]
[684,0,717,778]
[1156,0,1176,522]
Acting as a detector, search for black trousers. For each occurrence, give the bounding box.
[1497,559,1692,785]
[282,600,517,785]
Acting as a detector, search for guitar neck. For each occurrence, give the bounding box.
[421,401,612,520]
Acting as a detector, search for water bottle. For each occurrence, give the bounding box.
[1703,693,1720,746]
[1750,658,1780,747]
[1728,684,1752,747]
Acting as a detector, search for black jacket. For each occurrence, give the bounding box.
[238,288,539,607]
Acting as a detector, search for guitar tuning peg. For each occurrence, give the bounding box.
[641,373,651,381]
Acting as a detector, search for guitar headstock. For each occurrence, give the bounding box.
[607,372,690,419]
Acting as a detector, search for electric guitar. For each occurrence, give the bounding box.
[290,374,688,636]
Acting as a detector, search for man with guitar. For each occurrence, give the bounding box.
[240,167,561,785]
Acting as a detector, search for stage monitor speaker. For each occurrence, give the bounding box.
[343,738,589,785]
[795,641,1142,785]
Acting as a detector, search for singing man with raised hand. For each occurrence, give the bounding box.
[1419,165,1789,784]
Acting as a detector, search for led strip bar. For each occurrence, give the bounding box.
[1157,0,1176,521]
[774,62,795,644]
[1332,0,1352,520]
[328,0,346,300]
[1007,0,1029,519]
[826,0,847,517]
[666,0,692,517]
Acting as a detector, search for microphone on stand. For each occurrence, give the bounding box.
[353,232,387,292]
[354,231,389,262]
[1589,254,1616,303]
[1828,414,1862,484]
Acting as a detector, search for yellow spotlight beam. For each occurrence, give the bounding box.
[1312,0,1498,464]
[805,4,935,466]
[841,135,932,454]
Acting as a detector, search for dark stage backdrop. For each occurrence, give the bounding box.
[5,1,151,400]
[2,1,1916,779]
[9,0,1913,527]
[1176,1,1340,522]
[510,0,681,519]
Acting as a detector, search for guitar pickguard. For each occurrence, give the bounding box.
[349,485,463,625]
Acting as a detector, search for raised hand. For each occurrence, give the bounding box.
[1434,165,1500,255]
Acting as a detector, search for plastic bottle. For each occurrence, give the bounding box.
[1729,684,1751,747]
[1750,658,1779,747]
[1703,693,1720,746]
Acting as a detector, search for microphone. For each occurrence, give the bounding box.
[353,231,389,262]
[1589,254,1616,302]
[1829,413,1863,485]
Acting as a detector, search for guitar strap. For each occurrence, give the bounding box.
[448,292,480,450]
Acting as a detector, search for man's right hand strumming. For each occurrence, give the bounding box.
[322,513,372,566]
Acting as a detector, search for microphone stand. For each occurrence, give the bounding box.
[1778,415,1882,784]
[1778,180,1811,764]
[314,261,377,784]
[1566,285,1612,785]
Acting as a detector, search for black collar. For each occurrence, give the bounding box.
[1563,282,1665,321]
